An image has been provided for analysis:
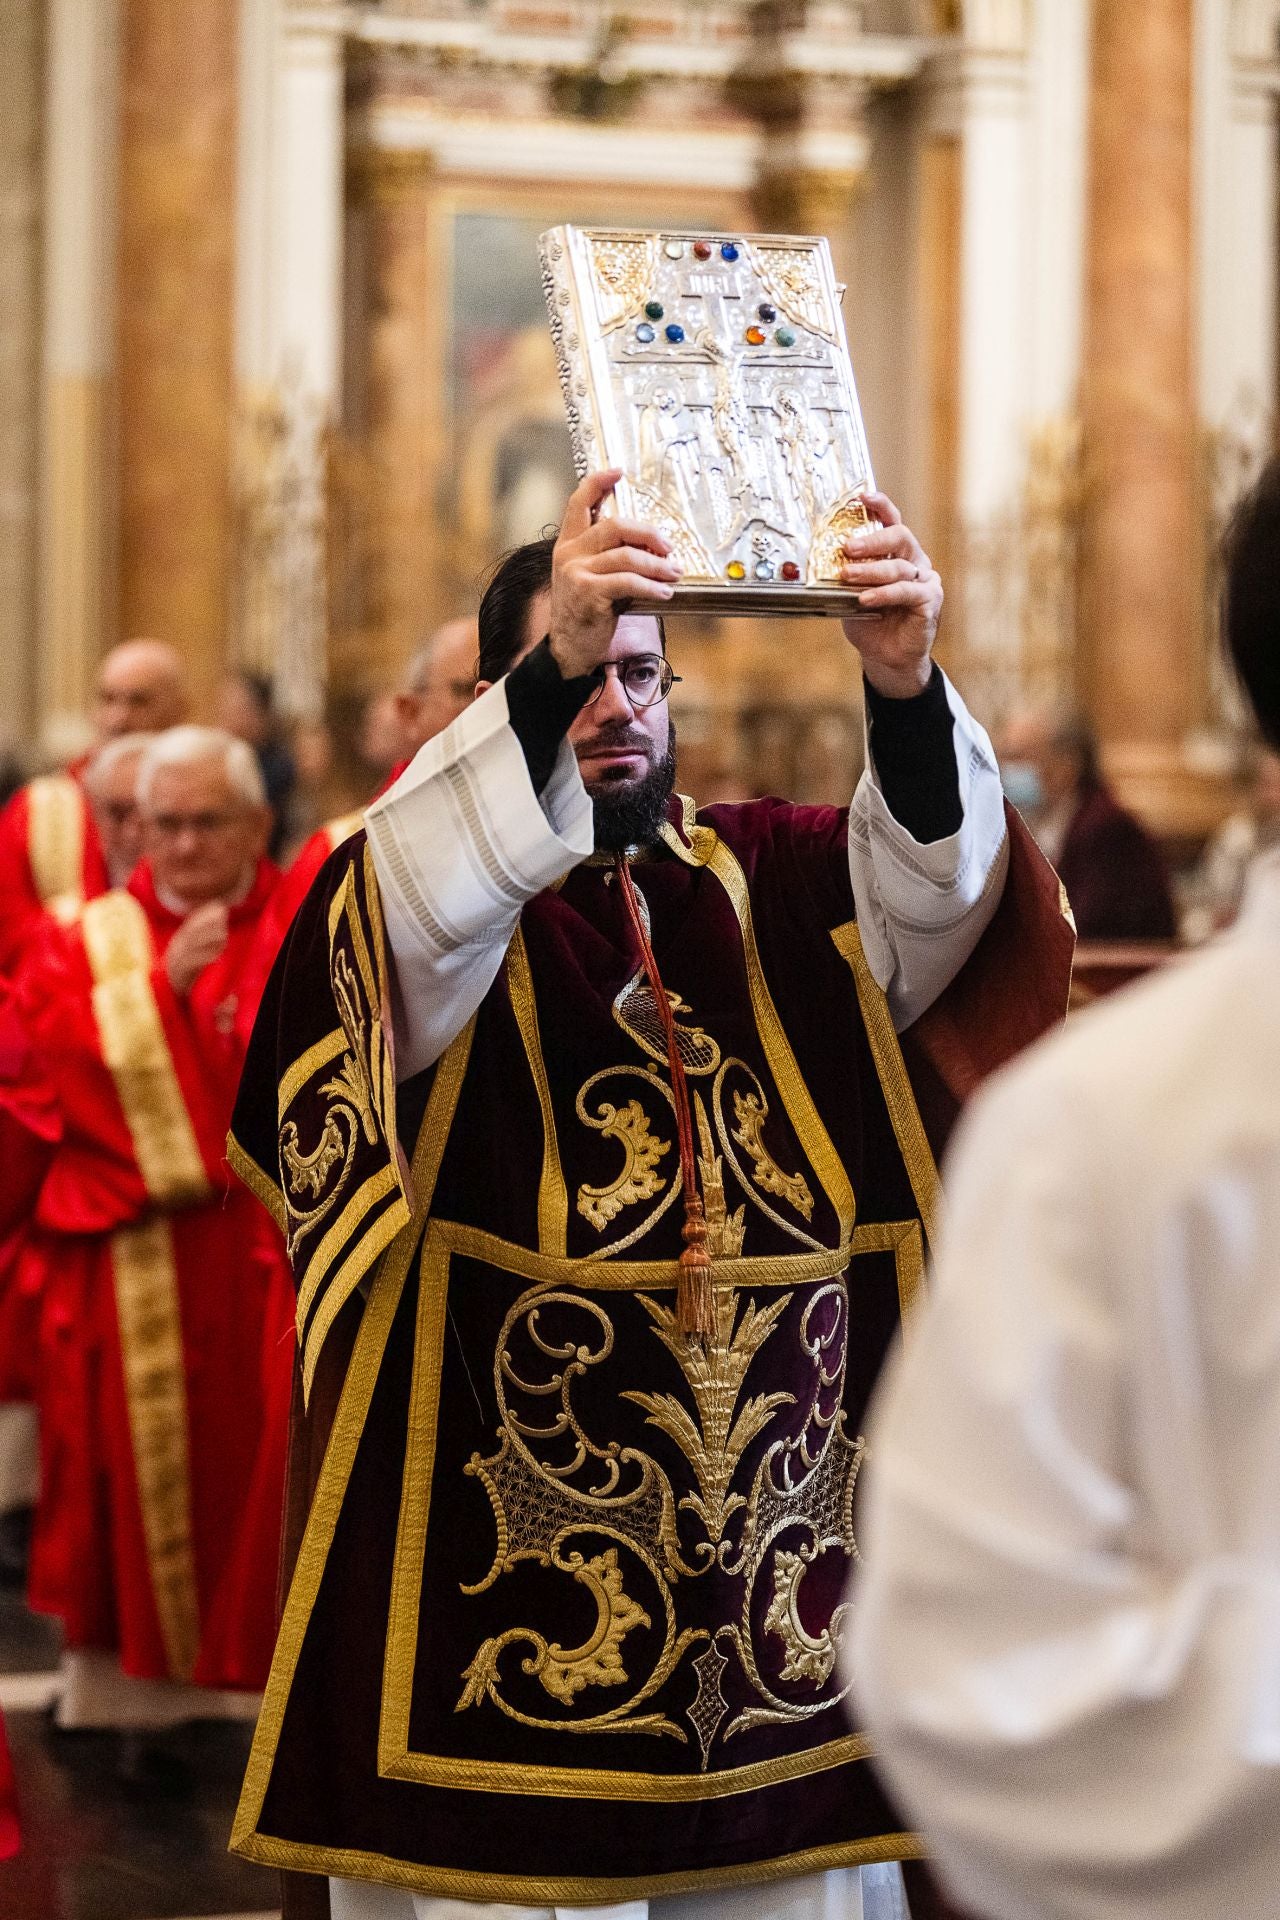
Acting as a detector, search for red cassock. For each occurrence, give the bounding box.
[0,774,107,1400]
[0,772,109,980]
[0,987,55,1859]
[13,857,291,1691]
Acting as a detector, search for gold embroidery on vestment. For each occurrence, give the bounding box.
[506,925,569,1257]
[612,978,721,1077]
[27,773,85,917]
[83,891,212,1208]
[575,1078,671,1232]
[830,919,940,1248]
[109,1218,201,1681]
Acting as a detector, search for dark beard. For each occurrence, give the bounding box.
[589,733,678,853]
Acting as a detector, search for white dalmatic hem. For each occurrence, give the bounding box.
[328,1864,909,1920]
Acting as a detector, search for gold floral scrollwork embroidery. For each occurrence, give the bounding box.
[626,1283,793,1559]
[459,1548,649,1712]
[731,1088,814,1221]
[764,1548,850,1686]
[576,1091,671,1233]
[279,950,382,1251]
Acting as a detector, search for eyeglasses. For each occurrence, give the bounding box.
[147,811,242,838]
[584,655,681,710]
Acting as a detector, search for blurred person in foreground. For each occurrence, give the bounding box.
[1000,707,1176,942]
[1182,742,1280,942]
[226,472,1072,1920]
[0,640,188,975]
[852,455,1280,1920]
[11,726,289,1751]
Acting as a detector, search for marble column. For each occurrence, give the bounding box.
[0,0,43,757]
[1078,0,1210,831]
[342,150,437,701]
[116,0,239,719]
[40,0,120,749]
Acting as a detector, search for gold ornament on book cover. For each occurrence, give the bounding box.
[539,225,876,615]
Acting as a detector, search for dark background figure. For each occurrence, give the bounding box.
[999,708,1177,941]
[217,669,297,862]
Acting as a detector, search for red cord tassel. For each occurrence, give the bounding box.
[615,855,715,1340]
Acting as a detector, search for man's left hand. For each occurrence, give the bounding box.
[839,491,942,700]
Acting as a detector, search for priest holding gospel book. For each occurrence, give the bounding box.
[227,460,1073,1920]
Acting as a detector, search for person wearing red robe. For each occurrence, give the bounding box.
[236,618,480,1046]
[0,639,188,978]
[13,724,289,1726]
[0,983,60,1860]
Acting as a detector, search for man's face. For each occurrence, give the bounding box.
[93,750,146,886]
[397,623,478,755]
[94,646,185,740]
[518,592,675,848]
[141,758,268,908]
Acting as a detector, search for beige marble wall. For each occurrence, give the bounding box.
[0,0,43,757]
[116,0,239,719]
[1079,0,1220,832]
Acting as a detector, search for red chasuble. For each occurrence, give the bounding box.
[0,774,109,979]
[227,795,1072,1906]
[14,857,289,1688]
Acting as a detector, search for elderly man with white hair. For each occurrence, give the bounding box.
[9,724,291,1764]
[0,639,190,977]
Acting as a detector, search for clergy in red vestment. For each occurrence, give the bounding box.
[0,639,188,976]
[0,983,61,1860]
[14,723,289,1727]
[228,474,1072,1920]
[236,617,480,1045]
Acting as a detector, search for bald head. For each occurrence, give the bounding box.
[94,639,189,742]
[396,617,478,756]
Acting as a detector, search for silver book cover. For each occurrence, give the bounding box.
[539,224,875,615]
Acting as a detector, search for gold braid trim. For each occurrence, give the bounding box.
[27,773,86,921]
[505,924,569,1257]
[231,1015,477,1858]
[231,1827,926,1902]
[83,891,213,1208]
[109,1218,201,1681]
[830,920,941,1251]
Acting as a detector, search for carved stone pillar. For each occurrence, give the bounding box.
[340,149,437,700]
[41,0,120,749]
[1078,0,1212,831]
[116,0,239,717]
[0,0,43,756]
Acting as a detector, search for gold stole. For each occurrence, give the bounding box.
[83,890,212,1681]
[27,774,87,923]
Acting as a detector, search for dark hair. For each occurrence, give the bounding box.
[477,536,556,683]
[477,531,668,684]
[1223,457,1280,751]
[230,667,274,719]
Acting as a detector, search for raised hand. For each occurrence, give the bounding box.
[549,469,683,680]
[839,491,943,700]
[165,902,230,997]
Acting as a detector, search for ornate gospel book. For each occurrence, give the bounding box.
[540,225,875,614]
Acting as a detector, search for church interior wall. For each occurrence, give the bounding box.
[3,0,1278,839]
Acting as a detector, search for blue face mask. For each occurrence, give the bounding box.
[1001,760,1045,815]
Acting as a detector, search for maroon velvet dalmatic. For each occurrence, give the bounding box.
[227,795,1072,1908]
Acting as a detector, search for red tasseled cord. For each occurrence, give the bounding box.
[614,853,714,1340]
